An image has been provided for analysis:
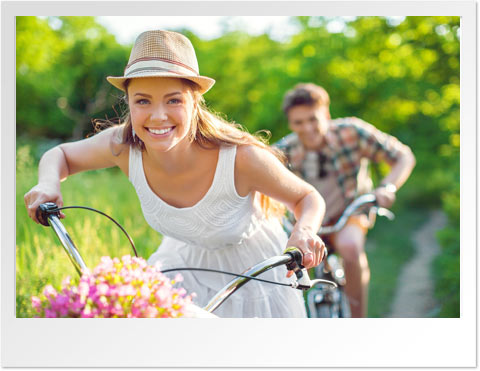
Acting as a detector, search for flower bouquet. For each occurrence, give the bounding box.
[31,255,194,318]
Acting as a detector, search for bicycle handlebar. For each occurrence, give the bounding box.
[283,193,395,236]
[318,193,386,235]
[203,247,336,313]
[35,202,336,315]
[203,253,293,313]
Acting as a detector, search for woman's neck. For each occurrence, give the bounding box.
[144,140,201,174]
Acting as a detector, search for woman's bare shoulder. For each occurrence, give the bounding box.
[234,144,280,187]
[104,125,130,174]
[236,144,276,169]
[106,126,128,155]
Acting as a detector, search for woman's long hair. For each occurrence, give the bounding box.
[100,79,287,219]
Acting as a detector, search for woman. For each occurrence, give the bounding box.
[24,30,326,317]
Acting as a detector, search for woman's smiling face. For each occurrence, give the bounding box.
[127,77,196,153]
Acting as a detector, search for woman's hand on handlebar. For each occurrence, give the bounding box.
[285,227,326,278]
[24,183,65,224]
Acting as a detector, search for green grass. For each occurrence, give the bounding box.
[366,204,430,317]
[16,144,161,317]
[432,185,460,317]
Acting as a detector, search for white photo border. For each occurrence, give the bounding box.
[2,1,475,367]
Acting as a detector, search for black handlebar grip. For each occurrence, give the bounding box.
[284,248,304,271]
[36,202,60,227]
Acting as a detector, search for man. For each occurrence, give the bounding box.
[275,83,416,317]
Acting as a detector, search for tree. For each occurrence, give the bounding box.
[16,16,130,140]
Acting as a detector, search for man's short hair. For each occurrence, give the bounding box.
[282,83,330,115]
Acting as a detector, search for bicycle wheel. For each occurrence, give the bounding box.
[316,303,333,318]
[338,290,351,318]
[306,289,336,317]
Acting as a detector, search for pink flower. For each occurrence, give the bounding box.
[61,276,71,288]
[56,294,69,306]
[140,284,151,299]
[81,305,93,318]
[96,283,109,296]
[71,298,85,313]
[31,296,42,311]
[78,281,90,297]
[31,255,192,318]
[111,303,124,316]
[45,308,57,318]
[174,273,184,283]
[43,284,57,298]
[59,307,69,317]
[143,306,158,318]
[130,305,142,317]
[117,284,136,297]
[50,294,69,314]
[154,286,173,308]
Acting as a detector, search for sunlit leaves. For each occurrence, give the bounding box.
[16,16,129,139]
[302,44,316,57]
[386,33,402,48]
[16,16,67,73]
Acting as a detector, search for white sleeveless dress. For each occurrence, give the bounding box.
[128,144,307,318]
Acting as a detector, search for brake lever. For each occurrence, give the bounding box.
[311,278,338,288]
[284,247,311,290]
[375,207,395,221]
[290,273,337,290]
[284,247,335,290]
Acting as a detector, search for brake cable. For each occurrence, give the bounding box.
[45,205,138,258]
[41,205,335,290]
[161,267,296,288]
[161,268,336,289]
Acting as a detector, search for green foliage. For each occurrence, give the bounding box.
[433,226,460,317]
[16,16,129,139]
[16,17,67,73]
[432,179,460,317]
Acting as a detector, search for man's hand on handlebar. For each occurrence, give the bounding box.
[285,227,326,278]
[373,186,396,209]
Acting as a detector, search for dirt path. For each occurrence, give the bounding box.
[387,210,447,318]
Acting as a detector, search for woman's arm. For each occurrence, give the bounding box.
[24,126,128,223]
[235,144,326,271]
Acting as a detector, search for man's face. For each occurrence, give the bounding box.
[287,104,330,150]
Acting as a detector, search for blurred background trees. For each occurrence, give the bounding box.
[16,16,460,317]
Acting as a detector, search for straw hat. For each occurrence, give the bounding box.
[107,30,215,94]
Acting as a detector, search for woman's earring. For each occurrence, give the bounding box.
[132,126,136,140]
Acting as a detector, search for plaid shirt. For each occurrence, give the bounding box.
[275,117,405,218]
